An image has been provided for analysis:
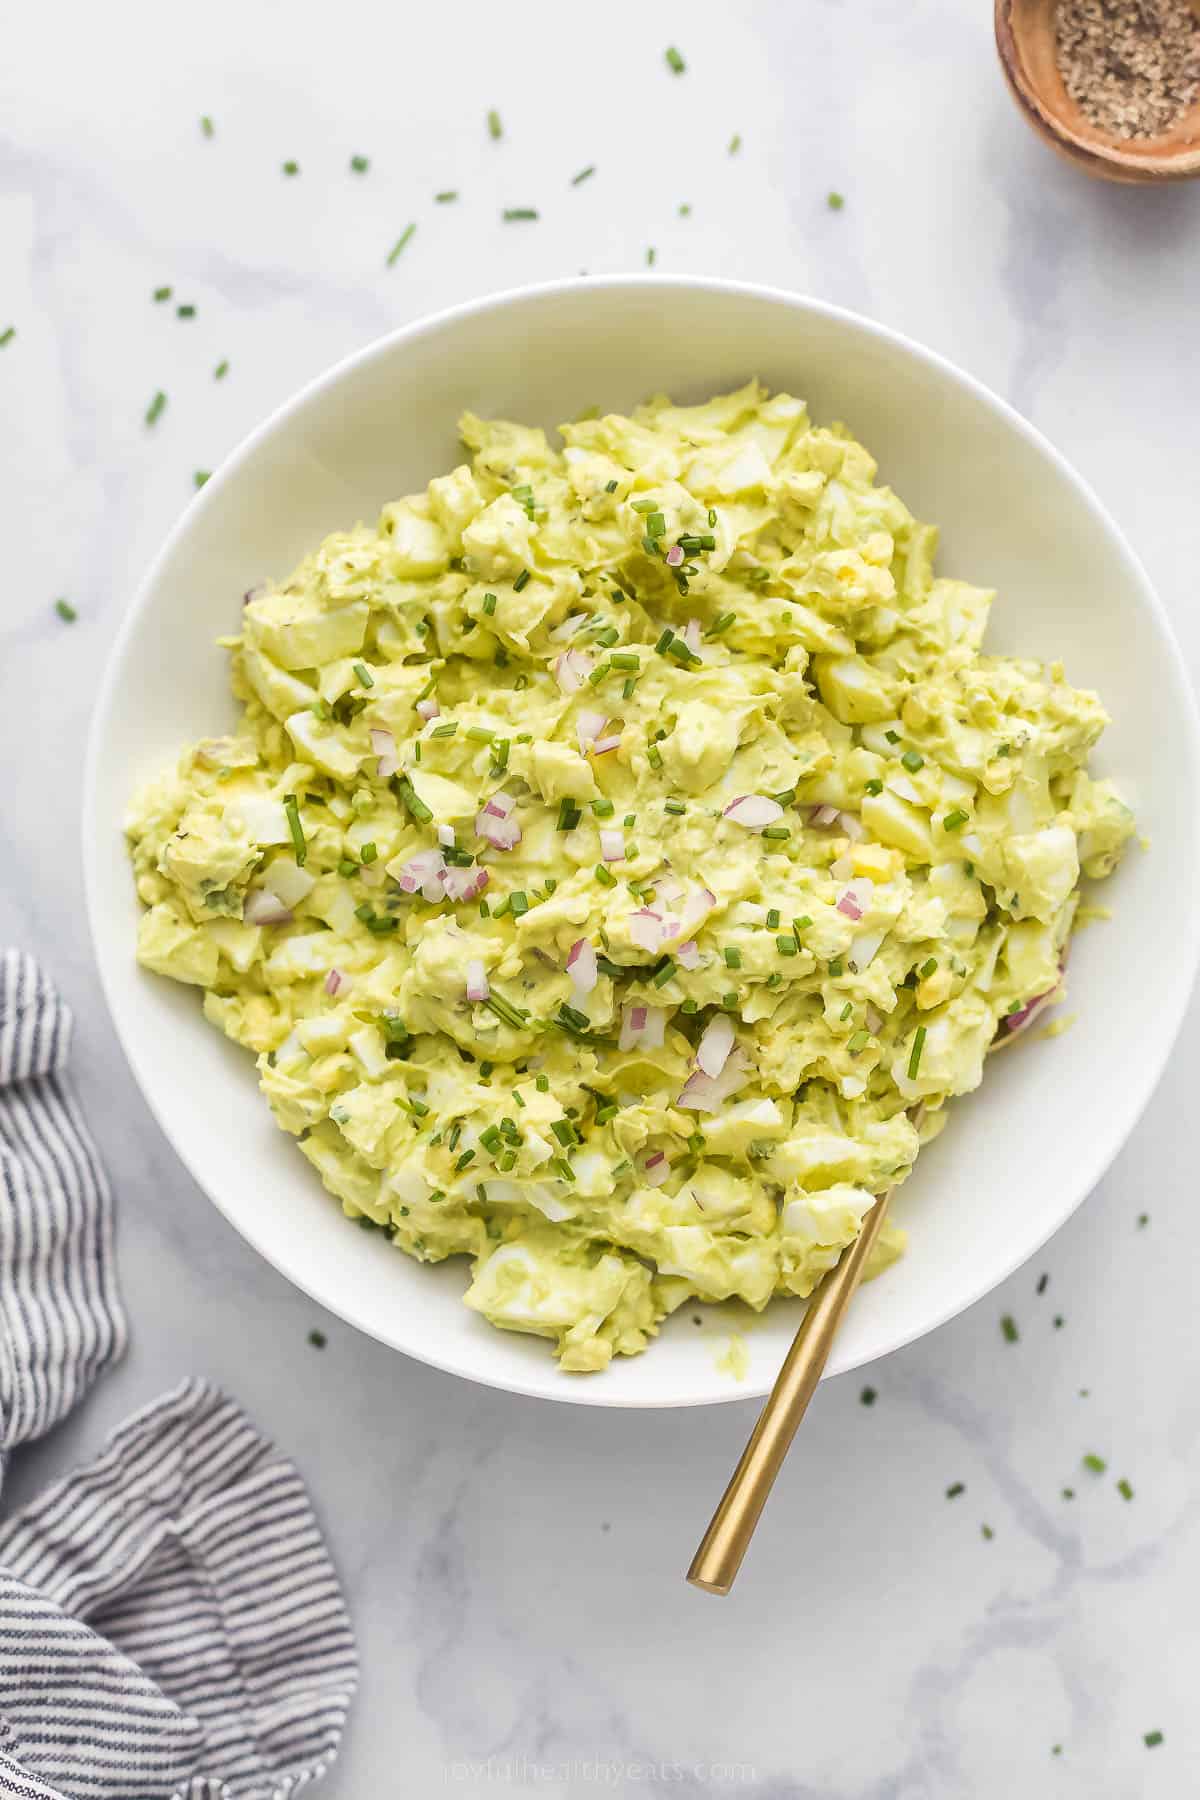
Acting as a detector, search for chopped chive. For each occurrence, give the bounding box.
[646,743,663,770]
[664,798,686,815]
[503,207,539,222]
[942,808,969,832]
[587,661,610,686]
[200,115,214,137]
[595,1102,618,1125]
[901,749,924,773]
[839,1002,852,1022]
[351,154,370,173]
[54,598,78,623]
[513,569,530,591]
[508,890,529,917]
[652,959,676,988]
[776,936,797,957]
[761,826,789,841]
[551,1118,578,1147]
[482,590,499,617]
[591,797,615,817]
[765,909,781,930]
[1001,1314,1019,1343]
[646,510,666,538]
[848,1028,870,1055]
[386,223,417,266]
[214,359,229,380]
[557,798,582,831]
[338,858,357,878]
[594,864,617,887]
[431,721,458,738]
[622,676,637,700]
[283,795,307,865]
[536,1073,550,1092]
[724,946,742,969]
[827,190,845,210]
[907,1024,926,1080]
[610,651,640,669]
[352,660,374,688]
[487,108,502,139]
[864,778,883,795]
[665,44,685,73]
[919,957,938,979]
[604,478,619,493]
[721,991,738,1009]
[884,729,900,745]
[145,390,167,427]
[1083,1453,1107,1474]
[394,777,432,823]
[359,842,378,864]
[708,508,717,527]
[466,725,494,743]
[454,1149,476,1172]
[571,165,596,186]
[706,611,736,637]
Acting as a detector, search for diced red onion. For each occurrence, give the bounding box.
[865,1004,883,1034]
[676,939,701,971]
[465,959,489,1003]
[677,1053,749,1114]
[576,709,607,752]
[642,1151,672,1188]
[554,649,593,694]
[724,794,784,830]
[665,545,684,567]
[442,864,490,902]
[567,937,598,997]
[324,967,348,997]
[243,887,292,926]
[600,828,625,863]
[696,1012,735,1078]
[395,849,446,895]
[593,734,622,756]
[619,1003,666,1051]
[1002,985,1059,1036]
[416,698,440,722]
[475,793,521,850]
[370,728,400,779]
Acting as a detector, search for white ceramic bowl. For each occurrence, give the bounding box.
[85,278,1200,1408]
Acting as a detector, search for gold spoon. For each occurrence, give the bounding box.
[686,1186,894,1595]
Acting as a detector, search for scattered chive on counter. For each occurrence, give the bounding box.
[386,224,417,266]
[487,108,502,139]
[194,471,210,490]
[282,160,300,176]
[307,1328,326,1348]
[665,45,686,74]
[350,154,369,172]
[827,190,845,210]
[503,207,539,222]
[200,115,214,137]
[571,165,596,186]
[145,390,167,427]
[1001,1314,1018,1343]
[1144,1730,1164,1748]
[214,359,229,380]
[54,598,77,623]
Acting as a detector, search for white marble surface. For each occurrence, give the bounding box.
[4,1,1200,1793]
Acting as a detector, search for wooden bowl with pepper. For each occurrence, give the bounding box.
[996,0,1200,182]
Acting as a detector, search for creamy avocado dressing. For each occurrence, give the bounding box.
[126,383,1133,1371]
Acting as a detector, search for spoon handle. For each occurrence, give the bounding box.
[686,1188,893,1595]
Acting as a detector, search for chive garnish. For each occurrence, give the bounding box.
[919,957,938,978]
[901,750,924,773]
[594,864,617,887]
[360,842,379,864]
[942,807,968,832]
[353,661,374,688]
[394,777,432,823]
[775,936,797,957]
[283,796,307,865]
[865,778,883,795]
[513,569,530,591]
[706,612,736,637]
[652,959,676,988]
[907,1024,926,1080]
[386,224,417,265]
[665,798,686,815]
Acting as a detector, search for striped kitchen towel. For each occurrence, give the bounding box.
[0,952,358,1798]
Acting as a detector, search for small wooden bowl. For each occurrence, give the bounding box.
[996,0,1200,183]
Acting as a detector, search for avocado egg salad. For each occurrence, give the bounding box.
[126,382,1134,1372]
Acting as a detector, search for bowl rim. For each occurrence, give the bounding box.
[84,274,1200,1408]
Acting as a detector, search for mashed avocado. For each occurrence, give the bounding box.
[126,382,1134,1372]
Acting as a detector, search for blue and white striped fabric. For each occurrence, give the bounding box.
[0,952,358,1799]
